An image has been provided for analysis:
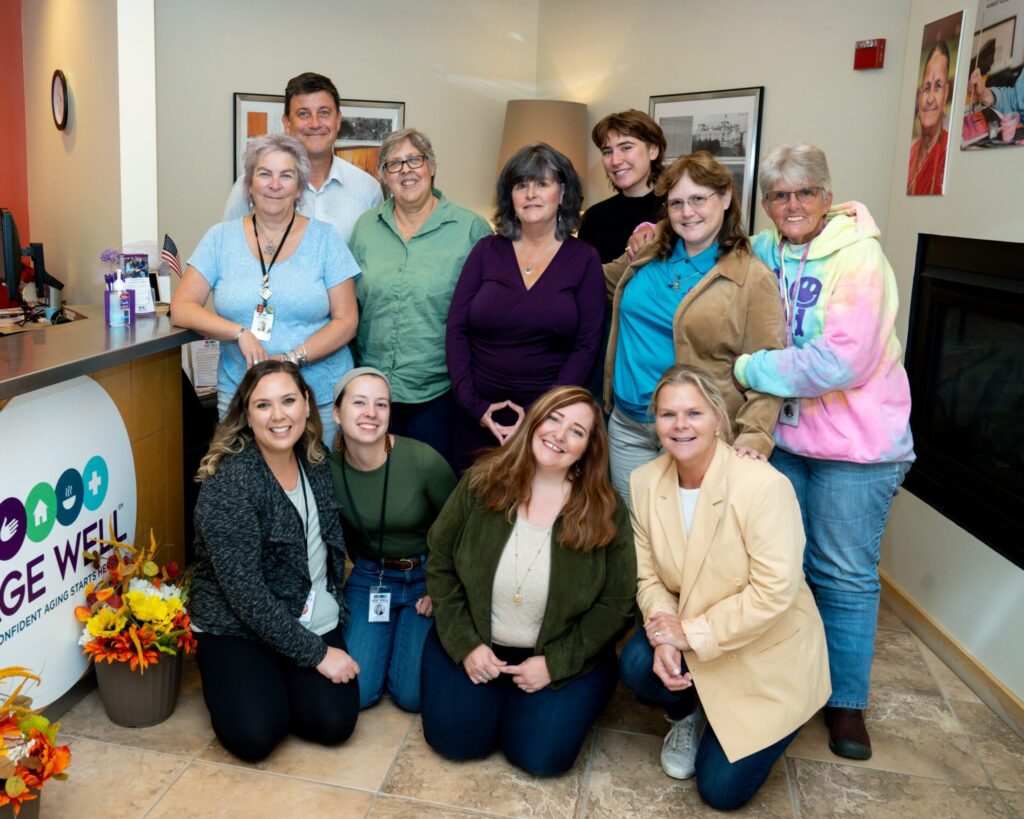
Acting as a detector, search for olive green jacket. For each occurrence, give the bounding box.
[426,477,637,688]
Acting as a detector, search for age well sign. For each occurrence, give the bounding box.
[0,377,136,705]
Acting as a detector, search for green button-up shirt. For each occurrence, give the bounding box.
[349,189,492,403]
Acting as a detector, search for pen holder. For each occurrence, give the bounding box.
[105,288,136,326]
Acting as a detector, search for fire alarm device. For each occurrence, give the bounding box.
[854,39,886,70]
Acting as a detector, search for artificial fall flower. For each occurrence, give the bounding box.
[86,608,127,638]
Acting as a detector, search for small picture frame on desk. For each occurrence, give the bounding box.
[120,253,156,315]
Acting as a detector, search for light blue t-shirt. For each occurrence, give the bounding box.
[613,241,718,421]
[188,217,360,411]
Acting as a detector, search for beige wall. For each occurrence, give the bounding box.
[22,0,121,305]
[535,0,911,236]
[881,0,1024,696]
[155,0,540,261]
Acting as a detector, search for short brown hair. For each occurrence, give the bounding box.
[592,110,668,188]
[466,386,619,552]
[651,151,750,261]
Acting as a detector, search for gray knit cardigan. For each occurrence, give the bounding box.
[189,442,349,667]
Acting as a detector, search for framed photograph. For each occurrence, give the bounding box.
[962,0,1024,150]
[233,93,405,179]
[650,86,764,231]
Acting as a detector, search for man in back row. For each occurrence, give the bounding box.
[224,72,383,242]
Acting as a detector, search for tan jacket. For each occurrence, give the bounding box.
[630,442,830,762]
[604,242,785,455]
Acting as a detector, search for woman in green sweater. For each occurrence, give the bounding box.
[421,385,636,775]
[330,367,456,711]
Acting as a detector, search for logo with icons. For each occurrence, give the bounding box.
[0,455,109,561]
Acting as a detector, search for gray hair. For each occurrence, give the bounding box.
[649,363,733,443]
[377,128,437,181]
[243,134,311,203]
[758,142,832,199]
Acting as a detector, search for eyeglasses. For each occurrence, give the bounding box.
[667,191,720,212]
[765,187,822,205]
[384,154,428,174]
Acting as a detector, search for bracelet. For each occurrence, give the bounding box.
[295,344,309,367]
[234,326,246,341]
[282,349,298,366]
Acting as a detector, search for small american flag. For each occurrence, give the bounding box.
[161,234,182,278]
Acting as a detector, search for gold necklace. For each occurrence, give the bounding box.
[512,518,551,605]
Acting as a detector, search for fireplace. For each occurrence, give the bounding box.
[904,234,1024,569]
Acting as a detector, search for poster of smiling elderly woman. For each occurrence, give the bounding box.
[908,11,964,195]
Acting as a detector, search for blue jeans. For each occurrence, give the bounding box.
[390,390,454,467]
[770,448,910,710]
[619,629,796,811]
[607,407,662,507]
[420,626,618,776]
[342,555,433,712]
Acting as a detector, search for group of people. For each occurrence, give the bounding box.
[171,70,915,811]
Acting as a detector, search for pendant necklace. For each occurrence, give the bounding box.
[253,210,296,257]
[512,519,551,605]
[518,239,559,276]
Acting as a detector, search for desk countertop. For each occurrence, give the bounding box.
[0,306,200,400]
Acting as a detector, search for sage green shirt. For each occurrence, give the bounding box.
[349,189,492,403]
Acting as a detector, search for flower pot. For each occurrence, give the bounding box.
[94,651,183,728]
[0,793,41,819]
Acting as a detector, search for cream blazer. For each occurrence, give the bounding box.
[630,442,830,762]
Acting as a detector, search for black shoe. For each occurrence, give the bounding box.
[824,706,872,760]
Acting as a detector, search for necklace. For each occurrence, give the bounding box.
[254,214,294,256]
[517,238,560,276]
[512,519,551,605]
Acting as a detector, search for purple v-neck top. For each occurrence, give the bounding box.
[446,234,605,420]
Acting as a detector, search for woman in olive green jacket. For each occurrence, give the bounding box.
[421,386,636,776]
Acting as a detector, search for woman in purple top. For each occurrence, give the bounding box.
[446,144,605,473]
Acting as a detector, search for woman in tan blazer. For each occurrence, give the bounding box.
[620,364,829,811]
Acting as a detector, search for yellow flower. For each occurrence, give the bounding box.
[125,591,171,626]
[87,607,127,638]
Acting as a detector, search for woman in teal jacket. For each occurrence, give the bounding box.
[421,385,636,776]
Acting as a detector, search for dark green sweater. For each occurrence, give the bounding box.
[426,476,637,687]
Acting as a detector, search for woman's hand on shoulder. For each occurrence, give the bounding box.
[462,643,506,684]
[652,643,693,692]
[500,655,551,693]
[316,646,360,684]
[627,223,657,259]
[732,445,768,462]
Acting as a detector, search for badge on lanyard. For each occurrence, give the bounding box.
[779,398,800,427]
[369,586,391,622]
[298,588,315,624]
[250,304,274,341]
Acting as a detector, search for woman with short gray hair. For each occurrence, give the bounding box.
[172,133,360,448]
[446,143,604,473]
[734,141,915,762]
[349,127,492,465]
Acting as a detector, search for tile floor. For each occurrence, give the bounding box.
[42,602,1024,818]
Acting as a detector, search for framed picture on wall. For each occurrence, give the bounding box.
[233,93,406,180]
[962,0,1024,150]
[649,86,764,232]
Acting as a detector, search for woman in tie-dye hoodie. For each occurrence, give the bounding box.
[733,143,914,764]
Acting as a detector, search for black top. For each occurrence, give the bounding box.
[577,190,664,263]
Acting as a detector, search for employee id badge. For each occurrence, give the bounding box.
[369,586,391,623]
[250,305,274,342]
[779,397,800,427]
[298,589,315,624]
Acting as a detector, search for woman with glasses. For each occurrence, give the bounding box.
[603,151,785,504]
[446,143,604,474]
[349,128,492,463]
[733,143,914,761]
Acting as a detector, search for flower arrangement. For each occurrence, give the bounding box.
[0,668,71,816]
[75,531,195,673]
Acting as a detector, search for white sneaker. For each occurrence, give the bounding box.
[660,706,704,780]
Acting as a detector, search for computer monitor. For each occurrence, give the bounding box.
[1,208,64,306]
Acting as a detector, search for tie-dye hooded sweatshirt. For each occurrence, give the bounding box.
[734,213,915,464]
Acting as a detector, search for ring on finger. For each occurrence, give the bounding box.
[654,630,662,637]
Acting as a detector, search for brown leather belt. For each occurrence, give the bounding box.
[381,556,423,571]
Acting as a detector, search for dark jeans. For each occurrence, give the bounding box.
[390,390,454,467]
[420,626,618,776]
[619,628,797,811]
[195,625,360,762]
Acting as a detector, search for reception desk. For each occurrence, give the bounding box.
[1,307,199,566]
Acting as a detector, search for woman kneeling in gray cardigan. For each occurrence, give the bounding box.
[422,385,636,776]
[190,360,359,761]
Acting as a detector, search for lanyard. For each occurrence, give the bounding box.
[251,211,296,308]
[776,237,811,346]
[340,452,391,580]
[294,462,311,548]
